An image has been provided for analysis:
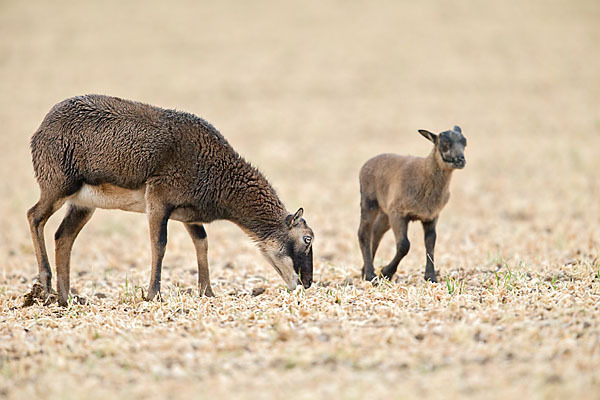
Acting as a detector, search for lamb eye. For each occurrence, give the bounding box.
[303,235,312,245]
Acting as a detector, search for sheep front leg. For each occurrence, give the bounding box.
[184,223,215,297]
[145,190,172,301]
[422,218,438,282]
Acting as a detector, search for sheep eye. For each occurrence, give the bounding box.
[303,235,312,245]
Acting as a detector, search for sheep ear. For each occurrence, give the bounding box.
[453,125,462,133]
[418,130,437,144]
[286,208,304,228]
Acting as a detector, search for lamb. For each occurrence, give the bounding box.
[27,94,314,306]
[358,126,466,283]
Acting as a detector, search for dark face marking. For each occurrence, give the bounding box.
[293,246,313,289]
[285,215,314,289]
[438,129,467,169]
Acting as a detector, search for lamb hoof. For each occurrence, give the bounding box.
[363,272,377,283]
[424,273,438,283]
[380,267,395,281]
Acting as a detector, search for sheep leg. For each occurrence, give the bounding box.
[184,223,215,297]
[371,213,390,259]
[422,218,438,282]
[380,216,410,280]
[145,189,173,301]
[358,205,378,281]
[27,194,66,293]
[54,205,95,306]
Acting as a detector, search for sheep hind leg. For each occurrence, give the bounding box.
[358,202,379,281]
[26,193,67,294]
[54,205,95,306]
[371,213,390,259]
[380,216,410,281]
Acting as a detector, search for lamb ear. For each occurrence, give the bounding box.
[453,125,462,133]
[418,129,437,144]
[286,208,304,228]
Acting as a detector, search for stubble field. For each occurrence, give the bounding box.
[1,1,599,399]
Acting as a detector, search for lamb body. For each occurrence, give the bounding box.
[358,126,466,282]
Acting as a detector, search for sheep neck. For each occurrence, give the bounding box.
[228,186,288,242]
[423,148,454,195]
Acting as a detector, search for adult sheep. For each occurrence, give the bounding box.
[27,95,314,305]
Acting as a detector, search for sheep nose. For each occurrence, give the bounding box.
[454,156,466,168]
[299,277,312,289]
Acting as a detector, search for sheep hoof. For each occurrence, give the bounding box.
[424,273,437,283]
[363,272,377,282]
[23,281,57,307]
[380,267,395,281]
[201,286,216,297]
[145,290,163,302]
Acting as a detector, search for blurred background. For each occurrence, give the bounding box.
[1,0,599,398]
[1,0,598,278]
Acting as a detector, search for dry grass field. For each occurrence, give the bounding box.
[1,1,599,399]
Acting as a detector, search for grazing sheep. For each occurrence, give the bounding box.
[27,95,314,306]
[358,126,466,283]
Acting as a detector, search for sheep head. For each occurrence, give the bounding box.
[419,126,467,169]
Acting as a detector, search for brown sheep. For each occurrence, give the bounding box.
[358,126,466,283]
[27,95,314,306]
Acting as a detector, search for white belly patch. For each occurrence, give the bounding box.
[69,184,147,213]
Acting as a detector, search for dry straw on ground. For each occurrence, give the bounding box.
[1,1,599,399]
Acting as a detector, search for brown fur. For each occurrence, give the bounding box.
[27,95,314,305]
[358,127,466,283]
